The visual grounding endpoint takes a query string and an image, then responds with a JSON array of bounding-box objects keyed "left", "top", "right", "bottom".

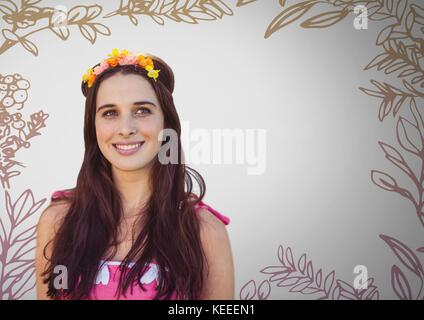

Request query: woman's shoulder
[
  {"left": 37, "top": 190, "right": 72, "bottom": 233},
  {"left": 193, "top": 199, "right": 231, "bottom": 232}
]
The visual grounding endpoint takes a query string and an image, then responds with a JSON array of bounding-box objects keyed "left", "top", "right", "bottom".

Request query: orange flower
[
  {"left": 106, "top": 57, "right": 118, "bottom": 67},
  {"left": 87, "top": 74, "right": 96, "bottom": 88},
  {"left": 137, "top": 55, "right": 147, "bottom": 67},
  {"left": 144, "top": 57, "right": 154, "bottom": 68}
]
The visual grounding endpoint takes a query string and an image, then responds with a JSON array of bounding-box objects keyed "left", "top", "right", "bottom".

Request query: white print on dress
[{"left": 95, "top": 261, "right": 163, "bottom": 286}]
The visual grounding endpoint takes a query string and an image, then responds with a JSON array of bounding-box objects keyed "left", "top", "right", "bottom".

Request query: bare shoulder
[
  {"left": 196, "top": 207, "right": 235, "bottom": 299},
  {"left": 197, "top": 208, "right": 228, "bottom": 240},
  {"left": 37, "top": 200, "right": 70, "bottom": 235},
  {"left": 35, "top": 200, "right": 71, "bottom": 299}
]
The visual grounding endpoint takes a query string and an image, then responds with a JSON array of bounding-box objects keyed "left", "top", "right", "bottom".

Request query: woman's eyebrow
[{"left": 97, "top": 101, "right": 157, "bottom": 113}]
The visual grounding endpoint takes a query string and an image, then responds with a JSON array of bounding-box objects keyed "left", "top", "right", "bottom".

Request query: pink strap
[
  {"left": 51, "top": 190, "right": 230, "bottom": 226},
  {"left": 51, "top": 190, "right": 72, "bottom": 200},
  {"left": 194, "top": 200, "right": 230, "bottom": 225}
]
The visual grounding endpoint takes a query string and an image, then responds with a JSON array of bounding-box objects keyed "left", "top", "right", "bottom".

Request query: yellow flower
[
  {"left": 82, "top": 68, "right": 94, "bottom": 82},
  {"left": 108, "top": 48, "right": 120, "bottom": 58},
  {"left": 147, "top": 67, "right": 160, "bottom": 81},
  {"left": 119, "top": 49, "right": 129, "bottom": 57}
]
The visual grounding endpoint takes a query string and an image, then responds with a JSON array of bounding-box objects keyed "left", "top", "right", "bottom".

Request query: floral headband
[{"left": 82, "top": 48, "right": 161, "bottom": 89}]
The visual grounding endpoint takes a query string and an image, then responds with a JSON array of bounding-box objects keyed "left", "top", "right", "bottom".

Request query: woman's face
[{"left": 95, "top": 73, "right": 165, "bottom": 172}]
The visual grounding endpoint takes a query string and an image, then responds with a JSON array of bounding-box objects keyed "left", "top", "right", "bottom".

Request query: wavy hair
[{"left": 41, "top": 55, "right": 208, "bottom": 300}]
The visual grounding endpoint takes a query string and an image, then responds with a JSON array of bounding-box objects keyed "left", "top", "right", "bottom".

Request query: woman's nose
[{"left": 118, "top": 115, "right": 137, "bottom": 137}]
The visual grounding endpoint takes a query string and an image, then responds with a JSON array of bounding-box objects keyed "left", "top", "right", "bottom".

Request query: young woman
[{"left": 35, "top": 49, "right": 234, "bottom": 300}]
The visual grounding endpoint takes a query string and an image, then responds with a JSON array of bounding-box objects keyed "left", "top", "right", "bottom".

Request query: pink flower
[
  {"left": 93, "top": 60, "right": 110, "bottom": 75},
  {"left": 118, "top": 55, "right": 137, "bottom": 65}
]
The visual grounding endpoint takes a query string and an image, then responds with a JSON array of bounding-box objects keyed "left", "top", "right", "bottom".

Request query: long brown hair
[{"left": 42, "top": 55, "right": 208, "bottom": 300}]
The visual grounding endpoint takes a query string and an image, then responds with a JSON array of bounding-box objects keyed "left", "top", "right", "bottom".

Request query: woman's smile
[{"left": 113, "top": 141, "right": 145, "bottom": 156}]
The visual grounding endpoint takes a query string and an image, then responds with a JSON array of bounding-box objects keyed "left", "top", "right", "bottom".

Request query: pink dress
[{"left": 50, "top": 190, "right": 230, "bottom": 300}]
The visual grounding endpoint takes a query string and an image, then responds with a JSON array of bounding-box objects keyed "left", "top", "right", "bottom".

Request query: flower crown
[{"left": 82, "top": 48, "right": 161, "bottom": 89}]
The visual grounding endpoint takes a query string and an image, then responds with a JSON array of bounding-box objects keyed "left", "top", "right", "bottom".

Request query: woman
[{"left": 35, "top": 48, "right": 234, "bottom": 300}]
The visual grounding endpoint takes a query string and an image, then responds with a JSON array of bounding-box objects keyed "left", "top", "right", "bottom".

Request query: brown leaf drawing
[
  {"left": 265, "top": 0, "right": 317, "bottom": 38},
  {"left": 103, "top": 0, "right": 233, "bottom": 26},
  {"left": 300, "top": 8, "right": 349, "bottom": 28}
]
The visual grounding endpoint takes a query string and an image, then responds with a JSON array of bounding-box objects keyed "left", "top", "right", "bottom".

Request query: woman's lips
[{"left": 113, "top": 142, "right": 144, "bottom": 156}]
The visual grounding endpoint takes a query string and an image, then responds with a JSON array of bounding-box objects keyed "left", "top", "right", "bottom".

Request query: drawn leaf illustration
[
  {"left": 0, "top": 189, "right": 47, "bottom": 299},
  {"left": 260, "top": 265, "right": 285, "bottom": 274},
  {"left": 265, "top": 0, "right": 316, "bottom": 38},
  {"left": 236, "top": 0, "right": 258, "bottom": 7},
  {"left": 285, "top": 246, "right": 295, "bottom": 269},
  {"left": 0, "top": 0, "right": 17, "bottom": 16},
  {"left": 68, "top": 5, "right": 101, "bottom": 23},
  {"left": 277, "top": 276, "right": 303, "bottom": 287},
  {"left": 78, "top": 25, "right": 96, "bottom": 43},
  {"left": 376, "top": 24, "right": 394, "bottom": 45},
  {"left": 49, "top": 26, "right": 70, "bottom": 40},
  {"left": 371, "top": 170, "right": 398, "bottom": 192},
  {"left": 19, "top": 38, "right": 38, "bottom": 56},
  {"left": 315, "top": 269, "right": 322, "bottom": 287},
  {"left": 378, "top": 142, "right": 413, "bottom": 178},
  {"left": 397, "top": 116, "right": 422, "bottom": 155},
  {"left": 297, "top": 253, "right": 306, "bottom": 273},
  {"left": 257, "top": 280, "right": 271, "bottom": 299},
  {"left": 380, "top": 234, "right": 424, "bottom": 278},
  {"left": 239, "top": 280, "right": 256, "bottom": 300},
  {"left": 335, "top": 280, "right": 359, "bottom": 300},
  {"left": 278, "top": 245, "right": 285, "bottom": 265},
  {"left": 391, "top": 265, "right": 412, "bottom": 299},
  {"left": 289, "top": 279, "right": 311, "bottom": 293},
  {"left": 300, "top": 9, "right": 349, "bottom": 28}
]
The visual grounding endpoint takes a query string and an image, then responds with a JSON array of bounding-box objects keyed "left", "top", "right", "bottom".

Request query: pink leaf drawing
[
  {"left": 380, "top": 234, "right": 424, "bottom": 278},
  {"left": 239, "top": 280, "right": 256, "bottom": 300},
  {"left": 391, "top": 265, "right": 412, "bottom": 300},
  {"left": 0, "top": 189, "right": 46, "bottom": 299},
  {"left": 241, "top": 245, "right": 380, "bottom": 300}
]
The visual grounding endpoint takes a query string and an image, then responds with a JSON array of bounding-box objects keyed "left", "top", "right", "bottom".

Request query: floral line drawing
[
  {"left": 0, "top": 0, "right": 111, "bottom": 56},
  {"left": 372, "top": 97, "right": 424, "bottom": 300},
  {"left": 371, "top": 99, "right": 424, "bottom": 228},
  {"left": 238, "top": 0, "right": 423, "bottom": 299},
  {"left": 103, "top": 0, "right": 235, "bottom": 26},
  {"left": 0, "top": 0, "right": 242, "bottom": 56},
  {"left": 0, "top": 73, "right": 48, "bottom": 190},
  {"left": 239, "top": 245, "right": 380, "bottom": 300},
  {"left": 380, "top": 234, "right": 424, "bottom": 299},
  {"left": 0, "top": 189, "right": 47, "bottom": 299},
  {"left": 0, "top": 70, "right": 48, "bottom": 299}
]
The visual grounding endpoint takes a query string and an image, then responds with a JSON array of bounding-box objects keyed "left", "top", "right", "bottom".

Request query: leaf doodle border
[{"left": 0, "top": 0, "right": 423, "bottom": 299}]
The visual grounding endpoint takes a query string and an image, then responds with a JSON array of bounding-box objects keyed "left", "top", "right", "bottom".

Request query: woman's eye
[
  {"left": 102, "top": 107, "right": 151, "bottom": 117},
  {"left": 136, "top": 107, "right": 151, "bottom": 115},
  {"left": 102, "top": 110, "right": 116, "bottom": 117}
]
